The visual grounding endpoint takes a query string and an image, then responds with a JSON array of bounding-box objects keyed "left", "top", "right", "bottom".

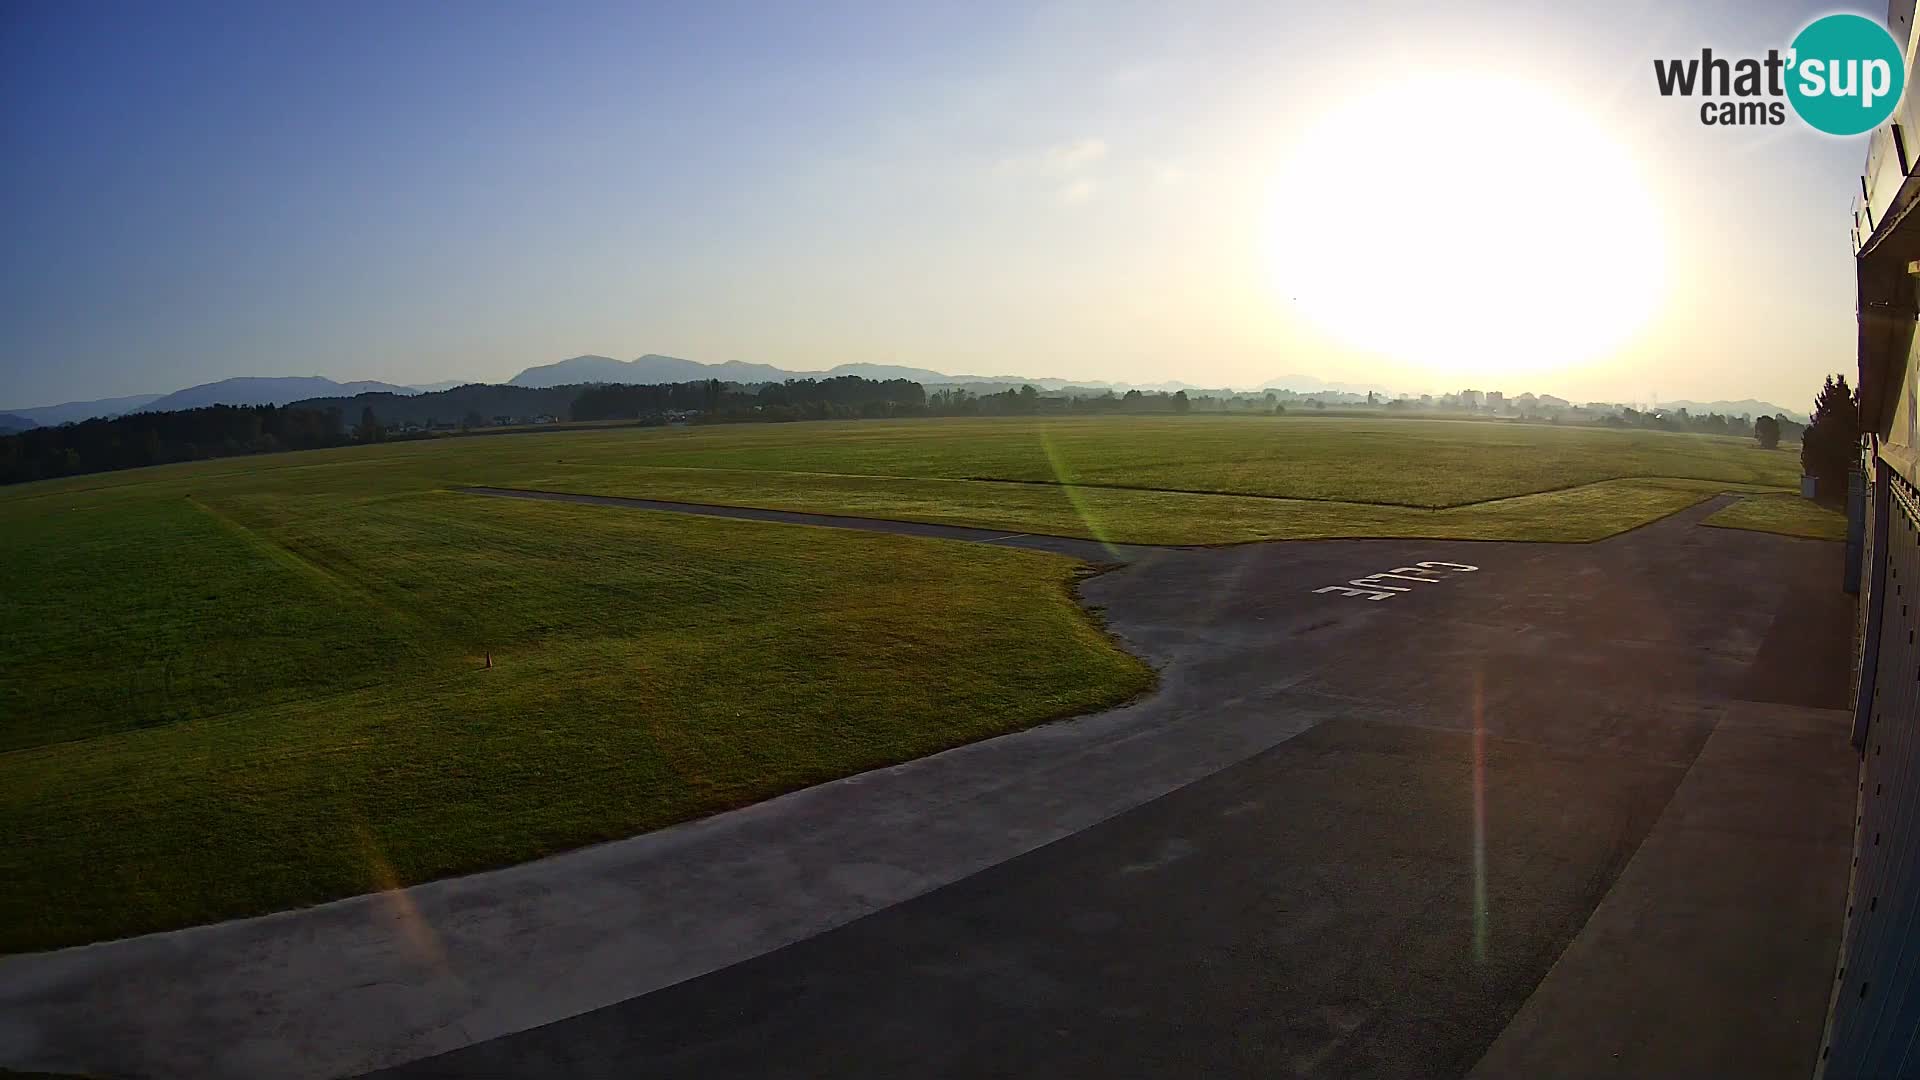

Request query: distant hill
[
  {"left": 140, "top": 376, "right": 416, "bottom": 412},
  {"left": 13, "top": 357, "right": 1812, "bottom": 429},
  {"left": 0, "top": 412, "right": 37, "bottom": 433},
  {"left": 1261, "top": 373, "right": 1393, "bottom": 396},
  {"left": 825, "top": 362, "right": 1050, "bottom": 384},
  {"left": 508, "top": 353, "right": 1048, "bottom": 390},
  {"left": 507, "top": 355, "right": 640, "bottom": 386},
  {"left": 3, "top": 380, "right": 414, "bottom": 427},
  {"left": 288, "top": 383, "right": 589, "bottom": 427},
  {"left": 0, "top": 393, "right": 163, "bottom": 427},
  {"left": 509, "top": 354, "right": 1446, "bottom": 398},
  {"left": 1661, "top": 399, "right": 1806, "bottom": 424},
  {"left": 825, "top": 362, "right": 958, "bottom": 382},
  {"left": 509, "top": 354, "right": 800, "bottom": 388}
]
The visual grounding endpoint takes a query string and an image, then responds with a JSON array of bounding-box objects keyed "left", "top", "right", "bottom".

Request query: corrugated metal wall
[{"left": 1821, "top": 466, "right": 1920, "bottom": 1078}]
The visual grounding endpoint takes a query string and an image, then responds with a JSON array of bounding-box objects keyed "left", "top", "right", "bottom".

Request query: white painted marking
[
  {"left": 1315, "top": 585, "right": 1396, "bottom": 601},
  {"left": 1316, "top": 559, "right": 1479, "bottom": 601}
]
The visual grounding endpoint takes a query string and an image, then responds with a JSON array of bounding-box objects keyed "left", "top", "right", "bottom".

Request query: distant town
[{"left": 899, "top": 383, "right": 1803, "bottom": 441}]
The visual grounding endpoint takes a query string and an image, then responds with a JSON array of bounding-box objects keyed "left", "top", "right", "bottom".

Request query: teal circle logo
[{"left": 1787, "top": 14, "right": 1906, "bottom": 135}]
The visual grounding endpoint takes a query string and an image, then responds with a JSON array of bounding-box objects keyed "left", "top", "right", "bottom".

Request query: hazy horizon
[
  {"left": 0, "top": 350, "right": 1824, "bottom": 415},
  {"left": 0, "top": 0, "right": 1875, "bottom": 411}
]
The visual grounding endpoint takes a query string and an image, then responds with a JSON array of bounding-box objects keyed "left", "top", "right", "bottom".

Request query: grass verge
[
  {"left": 528, "top": 471, "right": 1780, "bottom": 545},
  {"left": 1, "top": 494, "right": 1149, "bottom": 952},
  {"left": 1701, "top": 493, "right": 1847, "bottom": 541}
]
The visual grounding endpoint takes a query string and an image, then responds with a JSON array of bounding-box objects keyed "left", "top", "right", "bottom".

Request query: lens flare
[
  {"left": 354, "top": 822, "right": 450, "bottom": 971},
  {"left": 1040, "top": 431, "right": 1123, "bottom": 560},
  {"left": 1472, "top": 666, "right": 1489, "bottom": 964}
]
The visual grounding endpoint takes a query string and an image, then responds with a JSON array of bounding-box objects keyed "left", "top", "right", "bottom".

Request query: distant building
[
  {"left": 1460, "top": 389, "right": 1484, "bottom": 410},
  {"left": 1486, "top": 391, "right": 1505, "bottom": 412}
]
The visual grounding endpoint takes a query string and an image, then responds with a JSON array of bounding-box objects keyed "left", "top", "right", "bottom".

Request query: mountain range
[
  {"left": 2, "top": 393, "right": 166, "bottom": 428},
  {"left": 507, "top": 355, "right": 1319, "bottom": 397},
  {"left": 3, "top": 358, "right": 1810, "bottom": 428},
  {"left": 506, "top": 354, "right": 1032, "bottom": 389},
  {"left": 1, "top": 377, "right": 423, "bottom": 428},
  {"left": 142, "top": 376, "right": 417, "bottom": 413},
  {"left": 1662, "top": 399, "right": 1808, "bottom": 424}
]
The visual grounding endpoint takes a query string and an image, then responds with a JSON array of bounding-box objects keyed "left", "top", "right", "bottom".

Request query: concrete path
[
  {"left": 0, "top": 494, "right": 1858, "bottom": 1079},
  {"left": 1470, "top": 700, "right": 1855, "bottom": 1078}
]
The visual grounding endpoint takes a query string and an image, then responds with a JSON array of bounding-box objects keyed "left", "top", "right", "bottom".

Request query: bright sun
[{"left": 1269, "top": 73, "right": 1666, "bottom": 383}]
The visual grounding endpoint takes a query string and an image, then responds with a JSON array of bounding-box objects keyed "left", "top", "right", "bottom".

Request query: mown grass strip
[
  {"left": 1, "top": 496, "right": 1150, "bottom": 952},
  {"left": 1701, "top": 493, "right": 1847, "bottom": 541}
]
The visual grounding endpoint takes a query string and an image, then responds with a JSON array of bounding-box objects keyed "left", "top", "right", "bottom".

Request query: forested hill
[
  {"left": 0, "top": 377, "right": 931, "bottom": 485},
  {"left": 285, "top": 383, "right": 585, "bottom": 427},
  {"left": 0, "top": 404, "right": 348, "bottom": 485},
  {"left": 293, "top": 376, "right": 926, "bottom": 426}
]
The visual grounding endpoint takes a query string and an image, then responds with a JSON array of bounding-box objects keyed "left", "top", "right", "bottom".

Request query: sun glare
[{"left": 1269, "top": 73, "right": 1666, "bottom": 384}]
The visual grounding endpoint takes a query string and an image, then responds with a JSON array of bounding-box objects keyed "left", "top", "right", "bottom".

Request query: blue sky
[{"left": 0, "top": 0, "right": 1883, "bottom": 409}]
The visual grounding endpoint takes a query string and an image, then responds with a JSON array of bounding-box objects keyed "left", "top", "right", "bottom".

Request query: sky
[{"left": 0, "top": 0, "right": 1884, "bottom": 410}]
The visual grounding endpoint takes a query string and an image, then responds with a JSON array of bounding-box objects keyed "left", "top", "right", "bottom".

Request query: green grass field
[
  {"left": 0, "top": 415, "right": 1801, "bottom": 951},
  {"left": 1, "top": 482, "right": 1149, "bottom": 951},
  {"left": 1703, "top": 492, "right": 1848, "bottom": 541},
  {"left": 11, "top": 415, "right": 1800, "bottom": 545}
]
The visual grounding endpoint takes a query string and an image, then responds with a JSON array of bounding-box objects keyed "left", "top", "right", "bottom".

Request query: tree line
[
  {"left": 3, "top": 372, "right": 1870, "bottom": 489},
  {"left": 1597, "top": 406, "right": 1803, "bottom": 441},
  {"left": 572, "top": 380, "right": 1219, "bottom": 422},
  {"left": 0, "top": 376, "right": 936, "bottom": 484},
  {"left": 926, "top": 386, "right": 1201, "bottom": 415},
  {"left": 0, "top": 404, "right": 347, "bottom": 485},
  {"left": 572, "top": 376, "right": 926, "bottom": 422},
  {"left": 291, "top": 383, "right": 581, "bottom": 429}
]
